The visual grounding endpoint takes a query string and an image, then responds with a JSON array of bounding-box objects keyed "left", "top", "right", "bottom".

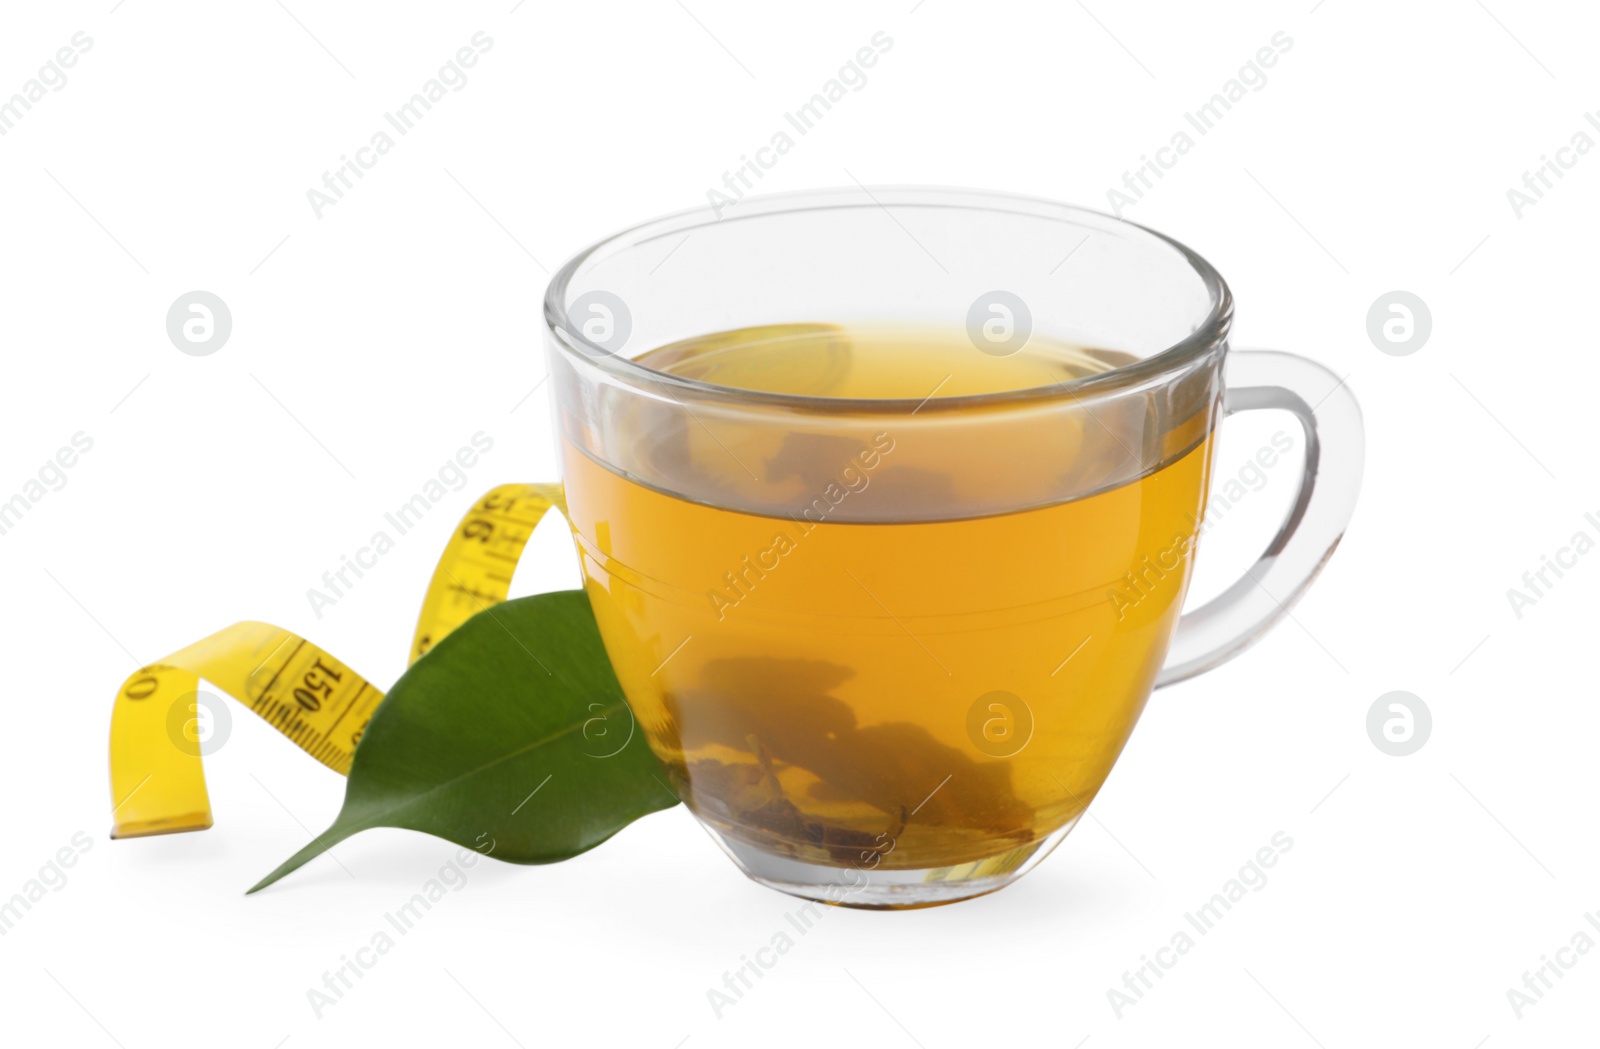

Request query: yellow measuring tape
[{"left": 108, "top": 483, "right": 565, "bottom": 839}]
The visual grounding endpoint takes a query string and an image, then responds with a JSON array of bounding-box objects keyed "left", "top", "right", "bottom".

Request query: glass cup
[{"left": 541, "top": 187, "right": 1363, "bottom": 908}]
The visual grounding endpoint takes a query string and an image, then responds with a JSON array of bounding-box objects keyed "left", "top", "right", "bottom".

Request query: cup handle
[{"left": 1157, "top": 349, "right": 1365, "bottom": 687}]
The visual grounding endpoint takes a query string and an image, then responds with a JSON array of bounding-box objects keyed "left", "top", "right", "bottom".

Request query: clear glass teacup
[{"left": 541, "top": 187, "right": 1363, "bottom": 908}]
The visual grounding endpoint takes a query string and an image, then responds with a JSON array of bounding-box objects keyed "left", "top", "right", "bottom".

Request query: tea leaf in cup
[{"left": 247, "top": 590, "right": 678, "bottom": 893}]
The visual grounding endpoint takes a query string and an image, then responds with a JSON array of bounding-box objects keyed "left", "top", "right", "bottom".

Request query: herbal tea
[{"left": 562, "top": 324, "right": 1213, "bottom": 871}]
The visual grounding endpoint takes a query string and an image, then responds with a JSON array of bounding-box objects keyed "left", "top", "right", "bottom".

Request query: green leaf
[{"left": 247, "top": 591, "right": 679, "bottom": 893}]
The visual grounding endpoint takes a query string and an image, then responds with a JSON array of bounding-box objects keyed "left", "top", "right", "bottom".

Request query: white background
[{"left": 1, "top": 1, "right": 1595, "bottom": 1046}]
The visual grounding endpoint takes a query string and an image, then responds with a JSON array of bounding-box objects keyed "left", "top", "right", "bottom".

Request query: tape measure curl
[{"left": 108, "top": 483, "right": 565, "bottom": 839}]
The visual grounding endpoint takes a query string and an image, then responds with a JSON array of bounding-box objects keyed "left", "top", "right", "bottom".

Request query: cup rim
[{"left": 542, "top": 185, "right": 1234, "bottom": 413}]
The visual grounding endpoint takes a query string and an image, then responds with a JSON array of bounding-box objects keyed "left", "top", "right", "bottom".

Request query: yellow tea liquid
[{"left": 562, "top": 325, "right": 1212, "bottom": 870}]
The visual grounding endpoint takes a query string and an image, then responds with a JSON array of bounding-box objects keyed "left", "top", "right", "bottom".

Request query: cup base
[{"left": 705, "top": 817, "right": 1080, "bottom": 909}]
